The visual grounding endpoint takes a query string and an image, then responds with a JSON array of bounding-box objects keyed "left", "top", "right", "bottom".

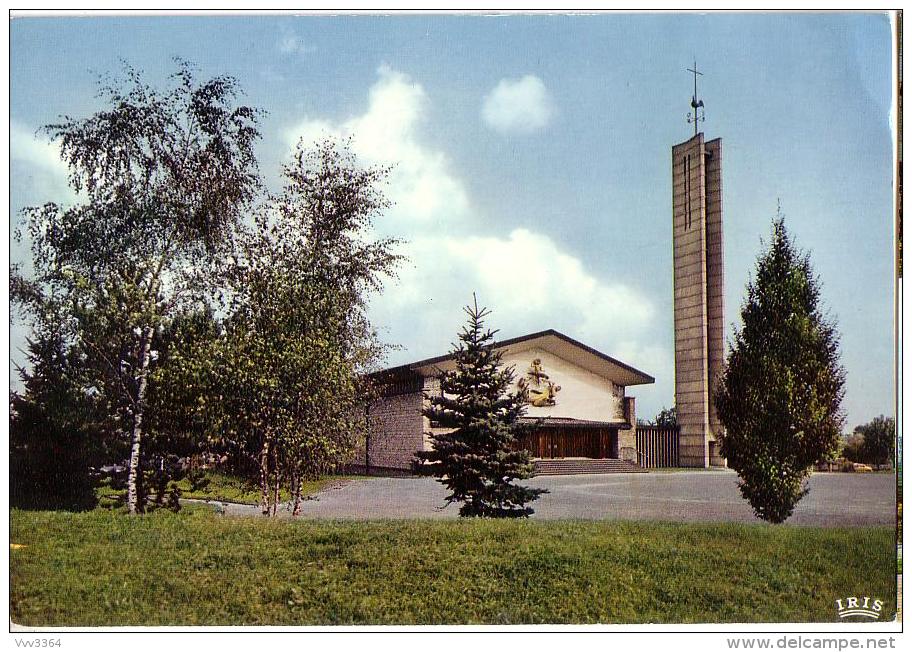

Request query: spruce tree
[
  {"left": 715, "top": 216, "right": 845, "bottom": 523},
  {"left": 10, "top": 328, "right": 106, "bottom": 511},
  {"left": 415, "top": 297, "right": 546, "bottom": 517}
]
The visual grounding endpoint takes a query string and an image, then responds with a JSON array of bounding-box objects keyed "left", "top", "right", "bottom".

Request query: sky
[{"left": 8, "top": 12, "right": 896, "bottom": 429}]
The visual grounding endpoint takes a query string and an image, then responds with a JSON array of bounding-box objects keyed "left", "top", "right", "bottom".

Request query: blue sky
[{"left": 9, "top": 13, "right": 895, "bottom": 428}]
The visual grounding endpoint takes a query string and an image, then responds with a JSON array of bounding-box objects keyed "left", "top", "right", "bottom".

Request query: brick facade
[{"left": 361, "top": 387, "right": 424, "bottom": 472}]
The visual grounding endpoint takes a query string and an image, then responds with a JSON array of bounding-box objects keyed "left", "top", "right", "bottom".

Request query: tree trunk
[
  {"left": 291, "top": 471, "right": 302, "bottom": 516},
  {"left": 126, "top": 325, "right": 154, "bottom": 515},
  {"left": 271, "top": 468, "right": 280, "bottom": 517},
  {"left": 259, "top": 439, "right": 271, "bottom": 516}
]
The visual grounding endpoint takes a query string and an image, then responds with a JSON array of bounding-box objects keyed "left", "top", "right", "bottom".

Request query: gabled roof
[{"left": 372, "top": 329, "right": 654, "bottom": 387}]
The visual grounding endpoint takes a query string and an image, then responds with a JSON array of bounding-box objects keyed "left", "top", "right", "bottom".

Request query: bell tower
[{"left": 671, "top": 62, "right": 725, "bottom": 467}]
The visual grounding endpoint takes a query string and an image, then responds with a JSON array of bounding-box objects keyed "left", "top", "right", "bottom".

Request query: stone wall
[
  {"left": 618, "top": 396, "right": 637, "bottom": 463},
  {"left": 364, "top": 390, "right": 424, "bottom": 471}
]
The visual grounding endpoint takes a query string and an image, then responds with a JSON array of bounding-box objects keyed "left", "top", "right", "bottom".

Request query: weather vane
[{"left": 686, "top": 60, "right": 705, "bottom": 136}]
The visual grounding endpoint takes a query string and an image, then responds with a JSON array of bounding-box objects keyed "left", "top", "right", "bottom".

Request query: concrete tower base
[{"left": 671, "top": 133, "right": 725, "bottom": 468}]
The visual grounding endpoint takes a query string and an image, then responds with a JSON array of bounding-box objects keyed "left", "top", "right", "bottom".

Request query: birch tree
[
  {"left": 13, "top": 61, "right": 261, "bottom": 513},
  {"left": 220, "top": 138, "right": 401, "bottom": 515}
]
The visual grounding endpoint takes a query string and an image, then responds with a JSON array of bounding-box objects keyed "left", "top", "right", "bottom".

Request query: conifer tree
[
  {"left": 415, "top": 297, "right": 546, "bottom": 517},
  {"left": 10, "top": 326, "right": 106, "bottom": 511},
  {"left": 715, "top": 216, "right": 845, "bottom": 523}
]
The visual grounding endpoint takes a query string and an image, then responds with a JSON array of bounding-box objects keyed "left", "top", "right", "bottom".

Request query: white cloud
[
  {"left": 10, "top": 120, "right": 74, "bottom": 203},
  {"left": 384, "top": 228, "right": 654, "bottom": 339},
  {"left": 481, "top": 75, "right": 553, "bottom": 134},
  {"left": 284, "top": 65, "right": 657, "bottom": 379},
  {"left": 278, "top": 28, "right": 316, "bottom": 56},
  {"left": 286, "top": 65, "right": 470, "bottom": 227},
  {"left": 11, "top": 121, "right": 70, "bottom": 180}
]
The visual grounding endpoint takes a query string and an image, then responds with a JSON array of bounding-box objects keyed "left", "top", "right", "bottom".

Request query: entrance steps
[{"left": 533, "top": 458, "right": 647, "bottom": 475}]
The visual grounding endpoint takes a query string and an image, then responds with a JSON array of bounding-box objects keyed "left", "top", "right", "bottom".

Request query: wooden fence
[{"left": 635, "top": 425, "right": 680, "bottom": 468}]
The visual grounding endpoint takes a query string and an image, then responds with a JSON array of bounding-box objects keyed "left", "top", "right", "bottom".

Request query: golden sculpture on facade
[{"left": 517, "top": 358, "right": 561, "bottom": 407}]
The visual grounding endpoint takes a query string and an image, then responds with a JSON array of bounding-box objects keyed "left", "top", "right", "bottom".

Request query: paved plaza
[{"left": 213, "top": 470, "right": 896, "bottom": 526}]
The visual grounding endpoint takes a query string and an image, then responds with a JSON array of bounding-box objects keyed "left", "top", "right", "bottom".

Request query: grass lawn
[
  {"left": 97, "top": 471, "right": 346, "bottom": 507},
  {"left": 10, "top": 509, "right": 897, "bottom": 626}
]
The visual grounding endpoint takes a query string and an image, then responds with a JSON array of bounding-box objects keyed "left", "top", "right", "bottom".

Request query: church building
[{"left": 361, "top": 329, "right": 655, "bottom": 474}]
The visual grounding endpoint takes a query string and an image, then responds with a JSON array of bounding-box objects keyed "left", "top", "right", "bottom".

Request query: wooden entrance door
[{"left": 516, "top": 428, "right": 619, "bottom": 459}]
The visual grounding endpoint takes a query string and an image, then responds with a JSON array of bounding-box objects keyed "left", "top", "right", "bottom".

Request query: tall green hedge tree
[
  {"left": 715, "top": 216, "right": 846, "bottom": 523},
  {"left": 415, "top": 298, "right": 546, "bottom": 518}
]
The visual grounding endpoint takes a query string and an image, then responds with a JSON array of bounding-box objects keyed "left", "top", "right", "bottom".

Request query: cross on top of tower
[{"left": 686, "top": 60, "right": 705, "bottom": 136}]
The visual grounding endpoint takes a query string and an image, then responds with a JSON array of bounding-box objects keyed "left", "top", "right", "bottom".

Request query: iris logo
[{"left": 835, "top": 596, "right": 884, "bottom": 619}]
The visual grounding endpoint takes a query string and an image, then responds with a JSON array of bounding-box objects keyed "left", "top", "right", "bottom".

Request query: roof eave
[{"left": 378, "top": 328, "right": 655, "bottom": 386}]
